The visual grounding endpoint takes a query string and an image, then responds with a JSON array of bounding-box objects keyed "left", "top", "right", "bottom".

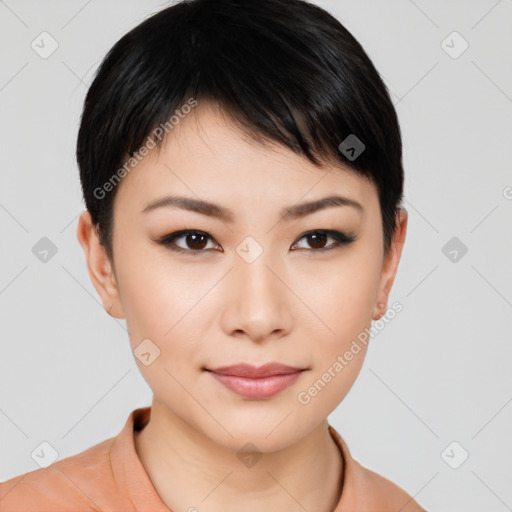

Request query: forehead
[{"left": 112, "top": 103, "right": 379, "bottom": 218}]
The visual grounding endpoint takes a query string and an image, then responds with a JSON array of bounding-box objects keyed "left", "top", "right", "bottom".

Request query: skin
[{"left": 77, "top": 101, "right": 407, "bottom": 512}]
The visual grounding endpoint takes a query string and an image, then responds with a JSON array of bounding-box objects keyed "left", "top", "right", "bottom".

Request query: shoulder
[
  {"left": 0, "top": 436, "right": 123, "bottom": 512},
  {"left": 351, "top": 458, "right": 425, "bottom": 511},
  {"left": 328, "top": 425, "right": 426, "bottom": 511}
]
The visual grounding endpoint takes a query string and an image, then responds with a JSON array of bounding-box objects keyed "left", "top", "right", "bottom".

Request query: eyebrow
[{"left": 141, "top": 194, "right": 363, "bottom": 222}]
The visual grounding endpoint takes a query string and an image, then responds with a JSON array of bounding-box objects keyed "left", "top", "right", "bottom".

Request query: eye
[
  {"left": 156, "top": 229, "right": 356, "bottom": 255},
  {"left": 291, "top": 230, "right": 357, "bottom": 251},
  {"left": 157, "top": 230, "right": 220, "bottom": 255}
]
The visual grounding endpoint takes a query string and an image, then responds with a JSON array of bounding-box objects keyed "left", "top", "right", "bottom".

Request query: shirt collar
[{"left": 110, "top": 406, "right": 364, "bottom": 511}]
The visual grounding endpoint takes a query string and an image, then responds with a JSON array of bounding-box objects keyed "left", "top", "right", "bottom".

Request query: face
[{"left": 78, "top": 102, "right": 407, "bottom": 452}]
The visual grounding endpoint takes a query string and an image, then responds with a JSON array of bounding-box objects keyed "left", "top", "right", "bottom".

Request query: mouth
[{"left": 204, "top": 362, "right": 307, "bottom": 399}]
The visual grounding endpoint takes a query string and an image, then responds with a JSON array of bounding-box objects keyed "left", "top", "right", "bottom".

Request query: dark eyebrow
[
  {"left": 141, "top": 194, "right": 363, "bottom": 222},
  {"left": 281, "top": 194, "right": 364, "bottom": 220}
]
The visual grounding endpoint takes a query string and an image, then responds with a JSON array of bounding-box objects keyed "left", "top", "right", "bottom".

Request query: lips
[
  {"left": 205, "top": 363, "right": 307, "bottom": 399},
  {"left": 207, "top": 362, "right": 305, "bottom": 378}
]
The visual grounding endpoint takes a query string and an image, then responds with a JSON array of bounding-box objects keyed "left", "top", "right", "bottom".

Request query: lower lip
[{"left": 209, "top": 371, "right": 304, "bottom": 399}]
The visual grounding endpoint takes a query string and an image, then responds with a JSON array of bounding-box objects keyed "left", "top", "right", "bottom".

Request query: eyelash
[{"left": 156, "top": 229, "right": 357, "bottom": 255}]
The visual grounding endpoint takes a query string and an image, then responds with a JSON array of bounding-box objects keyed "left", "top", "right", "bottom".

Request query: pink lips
[{"left": 206, "top": 363, "right": 306, "bottom": 399}]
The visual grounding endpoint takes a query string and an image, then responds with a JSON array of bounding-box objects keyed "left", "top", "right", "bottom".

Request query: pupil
[
  {"left": 189, "top": 233, "right": 207, "bottom": 249},
  {"left": 309, "top": 233, "right": 326, "bottom": 249}
]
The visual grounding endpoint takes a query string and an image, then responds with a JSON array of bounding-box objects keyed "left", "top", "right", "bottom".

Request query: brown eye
[
  {"left": 292, "top": 230, "right": 356, "bottom": 251},
  {"left": 158, "top": 228, "right": 356, "bottom": 256},
  {"left": 305, "top": 232, "right": 328, "bottom": 249},
  {"left": 182, "top": 232, "right": 209, "bottom": 250},
  {"left": 159, "top": 230, "right": 219, "bottom": 254}
]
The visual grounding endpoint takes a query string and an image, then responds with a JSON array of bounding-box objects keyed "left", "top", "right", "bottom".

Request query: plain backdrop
[{"left": 1, "top": 1, "right": 511, "bottom": 510}]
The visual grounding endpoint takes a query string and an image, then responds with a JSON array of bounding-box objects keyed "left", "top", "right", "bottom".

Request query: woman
[{"left": 0, "top": 0, "right": 424, "bottom": 510}]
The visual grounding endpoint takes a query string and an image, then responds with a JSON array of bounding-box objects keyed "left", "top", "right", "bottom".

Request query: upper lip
[{"left": 207, "top": 363, "right": 306, "bottom": 378}]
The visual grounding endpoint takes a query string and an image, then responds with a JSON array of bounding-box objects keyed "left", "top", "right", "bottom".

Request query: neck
[{"left": 134, "top": 398, "right": 344, "bottom": 512}]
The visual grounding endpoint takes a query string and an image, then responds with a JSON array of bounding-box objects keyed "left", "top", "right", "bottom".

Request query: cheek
[
  {"left": 115, "top": 247, "right": 211, "bottom": 376},
  {"left": 117, "top": 266, "right": 176, "bottom": 342},
  {"left": 116, "top": 260, "right": 202, "bottom": 404},
  {"left": 294, "top": 249, "right": 382, "bottom": 347},
  {"left": 291, "top": 250, "right": 380, "bottom": 411},
  {"left": 114, "top": 235, "right": 197, "bottom": 335}
]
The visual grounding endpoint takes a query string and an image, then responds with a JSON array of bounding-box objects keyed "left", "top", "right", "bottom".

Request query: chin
[{"left": 199, "top": 407, "right": 310, "bottom": 451}]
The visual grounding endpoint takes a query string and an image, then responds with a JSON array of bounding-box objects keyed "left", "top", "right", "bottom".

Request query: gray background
[{"left": 1, "top": 0, "right": 511, "bottom": 510}]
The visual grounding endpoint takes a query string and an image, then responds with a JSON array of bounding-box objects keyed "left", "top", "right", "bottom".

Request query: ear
[
  {"left": 372, "top": 208, "right": 408, "bottom": 321},
  {"left": 76, "top": 210, "right": 125, "bottom": 319}
]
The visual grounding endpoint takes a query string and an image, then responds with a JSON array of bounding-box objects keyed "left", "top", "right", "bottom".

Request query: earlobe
[
  {"left": 372, "top": 208, "right": 408, "bottom": 321},
  {"left": 76, "top": 210, "right": 125, "bottom": 319},
  {"left": 372, "top": 302, "right": 386, "bottom": 321}
]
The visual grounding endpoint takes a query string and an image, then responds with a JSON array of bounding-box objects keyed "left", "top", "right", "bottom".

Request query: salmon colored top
[{"left": 0, "top": 406, "right": 424, "bottom": 511}]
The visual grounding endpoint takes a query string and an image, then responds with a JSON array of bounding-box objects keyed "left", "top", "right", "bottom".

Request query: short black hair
[{"left": 77, "top": 0, "right": 404, "bottom": 263}]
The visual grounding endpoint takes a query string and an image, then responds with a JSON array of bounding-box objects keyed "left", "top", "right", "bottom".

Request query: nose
[{"left": 220, "top": 251, "right": 293, "bottom": 344}]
